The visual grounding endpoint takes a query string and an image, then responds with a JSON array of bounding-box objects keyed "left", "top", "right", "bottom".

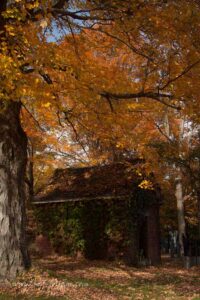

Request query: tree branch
[
  {"left": 86, "top": 27, "right": 152, "bottom": 61},
  {"left": 51, "top": 8, "right": 114, "bottom": 21},
  {"left": 160, "top": 59, "right": 200, "bottom": 90},
  {"left": 154, "top": 121, "right": 174, "bottom": 143},
  {"left": 21, "top": 103, "right": 44, "bottom": 132},
  {"left": 64, "top": 113, "right": 88, "bottom": 155},
  {"left": 100, "top": 91, "right": 181, "bottom": 110}
]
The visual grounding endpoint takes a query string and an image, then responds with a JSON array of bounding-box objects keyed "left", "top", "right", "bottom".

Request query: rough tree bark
[
  {"left": 0, "top": 101, "right": 30, "bottom": 279},
  {"left": 0, "top": 0, "right": 30, "bottom": 280}
]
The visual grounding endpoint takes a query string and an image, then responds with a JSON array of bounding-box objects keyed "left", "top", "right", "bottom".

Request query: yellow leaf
[{"left": 42, "top": 102, "right": 51, "bottom": 108}]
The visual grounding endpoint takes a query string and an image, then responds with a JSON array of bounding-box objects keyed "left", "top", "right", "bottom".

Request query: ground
[{"left": 0, "top": 256, "right": 199, "bottom": 300}]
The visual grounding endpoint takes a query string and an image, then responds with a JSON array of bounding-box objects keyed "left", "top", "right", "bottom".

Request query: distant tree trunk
[
  {"left": 164, "top": 114, "right": 187, "bottom": 257},
  {"left": 0, "top": 101, "right": 30, "bottom": 279},
  {"left": 175, "top": 169, "right": 186, "bottom": 256}
]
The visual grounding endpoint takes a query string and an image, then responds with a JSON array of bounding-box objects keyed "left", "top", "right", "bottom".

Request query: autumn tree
[
  {"left": 1, "top": 0, "right": 200, "bottom": 279},
  {"left": 0, "top": 0, "right": 116, "bottom": 279},
  {"left": 0, "top": 1, "right": 30, "bottom": 278}
]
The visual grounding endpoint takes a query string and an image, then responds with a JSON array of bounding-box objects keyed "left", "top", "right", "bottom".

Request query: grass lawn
[{"left": 0, "top": 255, "right": 199, "bottom": 300}]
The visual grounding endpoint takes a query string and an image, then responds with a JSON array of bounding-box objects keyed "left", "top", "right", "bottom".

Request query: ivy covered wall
[{"left": 34, "top": 189, "right": 159, "bottom": 265}]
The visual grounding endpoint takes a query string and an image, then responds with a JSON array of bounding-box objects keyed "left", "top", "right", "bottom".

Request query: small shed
[{"left": 33, "top": 161, "right": 161, "bottom": 265}]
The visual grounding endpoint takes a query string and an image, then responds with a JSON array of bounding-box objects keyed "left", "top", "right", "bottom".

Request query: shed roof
[{"left": 34, "top": 161, "right": 144, "bottom": 204}]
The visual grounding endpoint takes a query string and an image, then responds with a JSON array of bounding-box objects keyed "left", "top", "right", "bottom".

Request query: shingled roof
[{"left": 34, "top": 161, "right": 144, "bottom": 204}]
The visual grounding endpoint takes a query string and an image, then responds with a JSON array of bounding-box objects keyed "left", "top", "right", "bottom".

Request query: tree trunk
[
  {"left": 0, "top": 101, "right": 30, "bottom": 279},
  {"left": 175, "top": 169, "right": 186, "bottom": 256}
]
